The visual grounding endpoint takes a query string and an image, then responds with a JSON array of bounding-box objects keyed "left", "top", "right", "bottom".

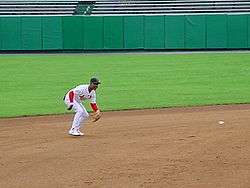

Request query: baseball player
[{"left": 63, "top": 77, "right": 101, "bottom": 136}]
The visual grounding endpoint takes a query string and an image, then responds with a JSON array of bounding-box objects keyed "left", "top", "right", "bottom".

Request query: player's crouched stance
[{"left": 63, "top": 77, "right": 101, "bottom": 136}]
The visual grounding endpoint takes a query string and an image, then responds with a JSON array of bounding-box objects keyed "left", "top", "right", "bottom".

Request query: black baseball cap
[{"left": 90, "top": 77, "right": 101, "bottom": 85}]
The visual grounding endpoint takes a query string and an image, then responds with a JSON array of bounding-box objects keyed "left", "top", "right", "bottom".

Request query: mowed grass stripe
[{"left": 0, "top": 53, "right": 249, "bottom": 117}]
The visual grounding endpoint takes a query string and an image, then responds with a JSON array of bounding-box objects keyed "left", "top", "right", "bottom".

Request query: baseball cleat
[
  {"left": 68, "top": 129, "right": 80, "bottom": 136},
  {"left": 77, "top": 130, "right": 84, "bottom": 136},
  {"left": 68, "top": 129, "right": 73, "bottom": 135}
]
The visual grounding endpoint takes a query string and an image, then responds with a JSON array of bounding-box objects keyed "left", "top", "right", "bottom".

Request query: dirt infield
[{"left": 0, "top": 105, "right": 249, "bottom": 188}]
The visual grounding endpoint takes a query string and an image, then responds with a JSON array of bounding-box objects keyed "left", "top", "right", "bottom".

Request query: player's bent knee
[
  {"left": 78, "top": 110, "right": 89, "bottom": 119},
  {"left": 83, "top": 113, "right": 89, "bottom": 119}
]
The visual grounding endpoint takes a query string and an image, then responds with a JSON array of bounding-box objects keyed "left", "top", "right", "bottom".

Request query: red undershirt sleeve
[
  {"left": 69, "top": 91, "right": 74, "bottom": 103},
  {"left": 90, "top": 103, "right": 99, "bottom": 112}
]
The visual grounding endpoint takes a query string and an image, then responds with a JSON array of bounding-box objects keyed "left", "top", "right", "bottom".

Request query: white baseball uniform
[{"left": 64, "top": 84, "right": 98, "bottom": 134}]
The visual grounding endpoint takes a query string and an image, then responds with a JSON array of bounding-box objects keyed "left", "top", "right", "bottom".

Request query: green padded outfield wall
[
  {"left": 228, "top": 15, "right": 248, "bottom": 48},
  {"left": 185, "top": 15, "right": 206, "bottom": 49},
  {"left": 42, "top": 16, "right": 63, "bottom": 50},
  {"left": 165, "top": 15, "right": 185, "bottom": 49},
  {"left": 123, "top": 16, "right": 144, "bottom": 49},
  {"left": 248, "top": 16, "right": 250, "bottom": 47},
  {"left": 144, "top": 16, "right": 165, "bottom": 49},
  {"left": 62, "top": 16, "right": 84, "bottom": 49},
  {"left": 103, "top": 16, "right": 123, "bottom": 49},
  {"left": 0, "top": 17, "right": 21, "bottom": 50},
  {"left": 84, "top": 16, "right": 103, "bottom": 49},
  {"left": 0, "top": 14, "right": 250, "bottom": 50},
  {"left": 21, "top": 17, "right": 42, "bottom": 50},
  {"left": 206, "top": 15, "right": 227, "bottom": 48}
]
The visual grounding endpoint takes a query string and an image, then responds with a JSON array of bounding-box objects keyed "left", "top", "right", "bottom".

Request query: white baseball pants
[{"left": 64, "top": 94, "right": 89, "bottom": 131}]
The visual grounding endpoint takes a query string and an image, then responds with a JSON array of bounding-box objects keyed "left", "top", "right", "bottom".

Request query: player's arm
[
  {"left": 90, "top": 103, "right": 99, "bottom": 112},
  {"left": 90, "top": 93, "right": 101, "bottom": 122},
  {"left": 90, "top": 92, "right": 99, "bottom": 112},
  {"left": 67, "top": 91, "right": 74, "bottom": 110},
  {"left": 67, "top": 86, "right": 82, "bottom": 110},
  {"left": 90, "top": 103, "right": 101, "bottom": 122}
]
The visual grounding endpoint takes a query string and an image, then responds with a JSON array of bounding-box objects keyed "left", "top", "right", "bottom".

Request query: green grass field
[{"left": 0, "top": 52, "right": 249, "bottom": 118}]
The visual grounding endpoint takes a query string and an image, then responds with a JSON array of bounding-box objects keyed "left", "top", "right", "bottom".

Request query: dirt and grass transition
[{"left": 0, "top": 52, "right": 249, "bottom": 187}]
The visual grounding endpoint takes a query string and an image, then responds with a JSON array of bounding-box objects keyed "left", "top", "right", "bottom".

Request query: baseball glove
[{"left": 92, "top": 110, "right": 101, "bottom": 122}]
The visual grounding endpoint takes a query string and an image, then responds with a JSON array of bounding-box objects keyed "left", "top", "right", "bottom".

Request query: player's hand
[
  {"left": 92, "top": 110, "right": 101, "bottom": 122},
  {"left": 67, "top": 105, "right": 73, "bottom": 111}
]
